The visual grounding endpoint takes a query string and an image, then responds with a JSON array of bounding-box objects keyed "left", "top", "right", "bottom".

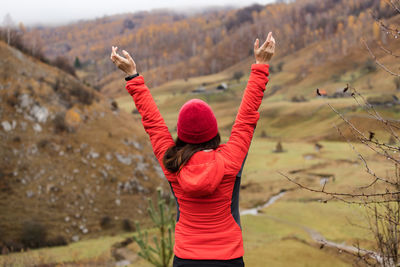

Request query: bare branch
[{"left": 362, "top": 39, "right": 400, "bottom": 77}]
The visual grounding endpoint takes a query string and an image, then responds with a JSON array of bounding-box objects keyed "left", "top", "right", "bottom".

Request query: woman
[{"left": 110, "top": 32, "right": 275, "bottom": 266}]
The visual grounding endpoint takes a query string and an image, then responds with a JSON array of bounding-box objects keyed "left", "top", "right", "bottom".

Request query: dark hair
[{"left": 163, "top": 133, "right": 221, "bottom": 173}]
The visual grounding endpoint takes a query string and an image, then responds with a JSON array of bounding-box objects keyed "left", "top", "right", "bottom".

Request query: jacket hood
[{"left": 177, "top": 150, "right": 225, "bottom": 197}]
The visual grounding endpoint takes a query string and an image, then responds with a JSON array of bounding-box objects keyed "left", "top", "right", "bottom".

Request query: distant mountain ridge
[{"left": 24, "top": 0, "right": 397, "bottom": 96}]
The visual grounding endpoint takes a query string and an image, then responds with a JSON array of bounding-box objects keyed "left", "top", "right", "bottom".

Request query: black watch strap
[{"left": 125, "top": 73, "right": 140, "bottom": 81}]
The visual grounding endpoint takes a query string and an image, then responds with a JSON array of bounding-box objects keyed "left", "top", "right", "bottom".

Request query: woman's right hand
[{"left": 254, "top": 32, "right": 275, "bottom": 64}]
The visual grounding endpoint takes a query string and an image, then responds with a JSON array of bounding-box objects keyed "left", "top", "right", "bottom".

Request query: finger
[
  {"left": 261, "top": 32, "right": 272, "bottom": 49},
  {"left": 266, "top": 32, "right": 272, "bottom": 42},
  {"left": 115, "top": 53, "right": 127, "bottom": 63},
  {"left": 122, "top": 50, "right": 134, "bottom": 62},
  {"left": 260, "top": 39, "right": 270, "bottom": 49},
  {"left": 111, "top": 46, "right": 118, "bottom": 58},
  {"left": 271, "top": 36, "right": 275, "bottom": 44},
  {"left": 111, "top": 47, "right": 115, "bottom": 59},
  {"left": 111, "top": 55, "right": 119, "bottom": 63},
  {"left": 254, "top": 38, "right": 259, "bottom": 50}
]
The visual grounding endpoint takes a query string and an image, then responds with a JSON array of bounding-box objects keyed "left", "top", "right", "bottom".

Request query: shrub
[
  {"left": 122, "top": 219, "right": 134, "bottom": 232},
  {"left": 260, "top": 130, "right": 268, "bottom": 138},
  {"left": 46, "top": 235, "right": 68, "bottom": 247},
  {"left": 70, "top": 83, "right": 94, "bottom": 105},
  {"left": 233, "top": 71, "right": 244, "bottom": 82},
  {"left": 269, "top": 65, "right": 275, "bottom": 73},
  {"left": 53, "top": 112, "right": 68, "bottom": 133},
  {"left": 395, "top": 77, "right": 400, "bottom": 91},
  {"left": 52, "top": 78, "right": 61, "bottom": 92},
  {"left": 100, "top": 216, "right": 112, "bottom": 229},
  {"left": 331, "top": 74, "right": 341, "bottom": 82},
  {"left": 367, "top": 95, "right": 396, "bottom": 106},
  {"left": 52, "top": 56, "right": 76, "bottom": 76},
  {"left": 277, "top": 62, "right": 284, "bottom": 72},
  {"left": 37, "top": 139, "right": 49, "bottom": 149},
  {"left": 291, "top": 95, "right": 307, "bottom": 102},
  {"left": 111, "top": 100, "right": 119, "bottom": 111},
  {"left": 20, "top": 220, "right": 47, "bottom": 248},
  {"left": 3, "top": 240, "right": 24, "bottom": 253},
  {"left": 363, "top": 59, "right": 377, "bottom": 73},
  {"left": 6, "top": 90, "right": 20, "bottom": 107}
]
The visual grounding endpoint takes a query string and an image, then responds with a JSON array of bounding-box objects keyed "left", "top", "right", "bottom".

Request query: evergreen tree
[
  {"left": 74, "top": 56, "right": 81, "bottom": 69},
  {"left": 134, "top": 187, "right": 176, "bottom": 267}
]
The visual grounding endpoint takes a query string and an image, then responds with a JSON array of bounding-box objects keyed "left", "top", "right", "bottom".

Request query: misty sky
[{"left": 2, "top": 0, "right": 275, "bottom": 26}]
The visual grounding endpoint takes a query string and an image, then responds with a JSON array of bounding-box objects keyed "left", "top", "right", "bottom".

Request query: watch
[{"left": 125, "top": 73, "right": 140, "bottom": 81}]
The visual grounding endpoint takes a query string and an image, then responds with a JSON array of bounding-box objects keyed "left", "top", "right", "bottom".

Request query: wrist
[{"left": 126, "top": 70, "right": 137, "bottom": 76}]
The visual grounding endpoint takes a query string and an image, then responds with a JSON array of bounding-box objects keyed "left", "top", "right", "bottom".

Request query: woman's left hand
[{"left": 110, "top": 46, "right": 137, "bottom": 75}]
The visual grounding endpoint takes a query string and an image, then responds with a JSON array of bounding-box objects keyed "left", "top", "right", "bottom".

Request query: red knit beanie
[{"left": 177, "top": 99, "right": 218, "bottom": 144}]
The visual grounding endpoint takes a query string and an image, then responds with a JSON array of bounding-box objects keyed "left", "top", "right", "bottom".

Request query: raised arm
[
  {"left": 110, "top": 46, "right": 174, "bottom": 170},
  {"left": 219, "top": 33, "right": 275, "bottom": 175}
]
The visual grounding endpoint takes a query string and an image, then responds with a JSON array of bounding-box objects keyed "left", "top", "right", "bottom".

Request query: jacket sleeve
[
  {"left": 125, "top": 76, "right": 175, "bottom": 175},
  {"left": 218, "top": 64, "right": 269, "bottom": 176}
]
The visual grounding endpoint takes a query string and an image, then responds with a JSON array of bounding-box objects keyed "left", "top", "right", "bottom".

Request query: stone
[
  {"left": 100, "top": 170, "right": 108, "bottom": 179},
  {"left": 20, "top": 121, "right": 27, "bottom": 131},
  {"left": 136, "top": 162, "right": 149, "bottom": 172},
  {"left": 28, "top": 144, "right": 38, "bottom": 155},
  {"left": 72, "top": 235, "right": 80, "bottom": 242},
  {"left": 87, "top": 151, "right": 99, "bottom": 159},
  {"left": 30, "top": 105, "right": 49, "bottom": 123},
  {"left": 19, "top": 94, "right": 32, "bottom": 109},
  {"left": 33, "top": 123, "right": 42, "bottom": 132},
  {"left": 115, "top": 153, "right": 131, "bottom": 165},
  {"left": 26, "top": 190, "right": 34, "bottom": 198},
  {"left": 1, "top": 121, "right": 12, "bottom": 131},
  {"left": 80, "top": 143, "right": 88, "bottom": 150},
  {"left": 116, "top": 260, "right": 131, "bottom": 267}
]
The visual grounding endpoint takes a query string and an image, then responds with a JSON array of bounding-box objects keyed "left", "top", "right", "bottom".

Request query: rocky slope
[{"left": 0, "top": 41, "right": 168, "bottom": 250}]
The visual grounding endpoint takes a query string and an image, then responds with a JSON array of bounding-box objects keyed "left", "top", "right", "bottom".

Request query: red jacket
[{"left": 126, "top": 64, "right": 269, "bottom": 260}]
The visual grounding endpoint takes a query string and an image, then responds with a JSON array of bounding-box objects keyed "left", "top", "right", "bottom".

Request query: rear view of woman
[{"left": 110, "top": 32, "right": 275, "bottom": 266}]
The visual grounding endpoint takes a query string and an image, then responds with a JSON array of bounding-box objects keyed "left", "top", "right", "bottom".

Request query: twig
[{"left": 362, "top": 39, "right": 400, "bottom": 77}]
